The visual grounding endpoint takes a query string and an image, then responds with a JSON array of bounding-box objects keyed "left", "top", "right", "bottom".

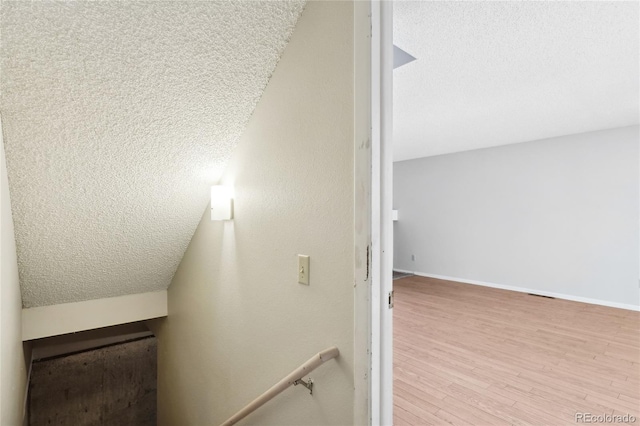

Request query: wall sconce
[{"left": 211, "top": 185, "right": 233, "bottom": 221}]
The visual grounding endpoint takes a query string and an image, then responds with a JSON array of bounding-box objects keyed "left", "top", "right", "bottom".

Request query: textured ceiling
[
  {"left": 393, "top": 1, "right": 639, "bottom": 161},
  {"left": 1, "top": 1, "right": 305, "bottom": 308}
]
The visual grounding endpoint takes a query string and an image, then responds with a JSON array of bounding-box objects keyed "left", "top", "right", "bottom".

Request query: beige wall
[
  {"left": 153, "top": 2, "right": 358, "bottom": 425},
  {"left": 1, "top": 115, "right": 29, "bottom": 425}
]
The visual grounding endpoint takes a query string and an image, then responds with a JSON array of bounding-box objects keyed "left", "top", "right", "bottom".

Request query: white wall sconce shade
[{"left": 211, "top": 186, "right": 233, "bottom": 221}]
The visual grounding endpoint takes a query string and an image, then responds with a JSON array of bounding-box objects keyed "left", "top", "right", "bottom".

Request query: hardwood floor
[{"left": 393, "top": 276, "right": 640, "bottom": 426}]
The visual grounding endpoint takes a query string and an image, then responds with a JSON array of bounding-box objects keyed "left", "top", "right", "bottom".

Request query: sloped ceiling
[
  {"left": 1, "top": 1, "right": 305, "bottom": 308},
  {"left": 393, "top": 1, "right": 639, "bottom": 161}
]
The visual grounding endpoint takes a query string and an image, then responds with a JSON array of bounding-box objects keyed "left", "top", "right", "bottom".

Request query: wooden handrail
[{"left": 220, "top": 346, "right": 340, "bottom": 426}]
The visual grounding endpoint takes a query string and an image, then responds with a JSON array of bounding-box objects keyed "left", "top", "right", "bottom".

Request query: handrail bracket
[
  {"left": 293, "top": 377, "right": 313, "bottom": 395},
  {"left": 220, "top": 346, "right": 339, "bottom": 426}
]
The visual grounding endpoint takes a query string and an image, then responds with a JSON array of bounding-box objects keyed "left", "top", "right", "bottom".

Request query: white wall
[
  {"left": 394, "top": 126, "right": 639, "bottom": 309},
  {"left": 151, "top": 2, "right": 359, "bottom": 425},
  {"left": 22, "top": 290, "right": 167, "bottom": 341},
  {"left": 1, "top": 116, "right": 30, "bottom": 425}
]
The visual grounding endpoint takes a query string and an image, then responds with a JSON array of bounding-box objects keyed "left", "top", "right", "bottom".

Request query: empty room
[{"left": 391, "top": 1, "right": 639, "bottom": 425}]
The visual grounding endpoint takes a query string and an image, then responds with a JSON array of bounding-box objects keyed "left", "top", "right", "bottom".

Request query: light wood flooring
[{"left": 394, "top": 276, "right": 640, "bottom": 425}]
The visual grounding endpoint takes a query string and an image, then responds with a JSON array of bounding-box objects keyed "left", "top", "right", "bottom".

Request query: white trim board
[
  {"left": 369, "top": 2, "right": 394, "bottom": 424},
  {"left": 352, "top": 2, "right": 373, "bottom": 424},
  {"left": 22, "top": 290, "right": 168, "bottom": 341},
  {"left": 394, "top": 270, "right": 640, "bottom": 312},
  {"left": 22, "top": 349, "right": 33, "bottom": 426}
]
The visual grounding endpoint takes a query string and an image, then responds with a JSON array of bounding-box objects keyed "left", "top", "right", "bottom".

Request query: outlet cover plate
[{"left": 298, "top": 255, "right": 310, "bottom": 285}]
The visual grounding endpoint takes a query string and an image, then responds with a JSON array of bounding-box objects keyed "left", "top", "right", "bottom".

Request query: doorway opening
[
  {"left": 389, "top": 1, "right": 640, "bottom": 425},
  {"left": 25, "top": 322, "right": 157, "bottom": 425}
]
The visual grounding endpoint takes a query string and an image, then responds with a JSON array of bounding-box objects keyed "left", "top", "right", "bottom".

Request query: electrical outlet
[{"left": 411, "top": 254, "right": 415, "bottom": 261}]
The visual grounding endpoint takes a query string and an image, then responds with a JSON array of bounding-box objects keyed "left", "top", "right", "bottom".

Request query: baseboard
[
  {"left": 393, "top": 268, "right": 414, "bottom": 275},
  {"left": 408, "top": 271, "right": 640, "bottom": 312}
]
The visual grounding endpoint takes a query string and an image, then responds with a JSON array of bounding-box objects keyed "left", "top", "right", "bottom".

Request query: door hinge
[{"left": 388, "top": 290, "right": 394, "bottom": 309}]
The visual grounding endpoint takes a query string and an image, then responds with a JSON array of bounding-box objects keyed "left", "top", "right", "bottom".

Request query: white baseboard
[
  {"left": 393, "top": 268, "right": 414, "bottom": 275},
  {"left": 401, "top": 270, "right": 640, "bottom": 312}
]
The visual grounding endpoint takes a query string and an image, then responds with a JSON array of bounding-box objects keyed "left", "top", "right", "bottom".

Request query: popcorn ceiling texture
[
  {"left": 1, "top": 1, "right": 305, "bottom": 308},
  {"left": 393, "top": 1, "right": 640, "bottom": 161}
]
